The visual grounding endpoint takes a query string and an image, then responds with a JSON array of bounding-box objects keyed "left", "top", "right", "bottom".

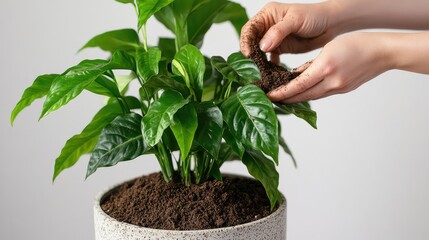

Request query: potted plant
[{"left": 11, "top": 0, "right": 317, "bottom": 239}]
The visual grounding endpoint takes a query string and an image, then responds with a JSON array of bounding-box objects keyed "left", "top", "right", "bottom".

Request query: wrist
[{"left": 326, "top": 0, "right": 374, "bottom": 33}]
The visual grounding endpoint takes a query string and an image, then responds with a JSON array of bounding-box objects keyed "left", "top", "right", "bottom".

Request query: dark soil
[
  {"left": 101, "top": 172, "right": 274, "bottom": 230},
  {"left": 249, "top": 41, "right": 301, "bottom": 93}
]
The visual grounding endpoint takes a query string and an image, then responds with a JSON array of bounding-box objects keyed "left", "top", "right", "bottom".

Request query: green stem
[
  {"left": 141, "top": 24, "right": 148, "bottom": 52},
  {"left": 182, "top": 155, "right": 191, "bottom": 186},
  {"left": 156, "top": 142, "right": 173, "bottom": 181},
  {"left": 117, "top": 97, "right": 130, "bottom": 114},
  {"left": 224, "top": 82, "right": 233, "bottom": 99}
]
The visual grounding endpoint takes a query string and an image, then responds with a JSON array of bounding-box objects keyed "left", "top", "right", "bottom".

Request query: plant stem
[
  {"left": 141, "top": 24, "right": 148, "bottom": 52},
  {"left": 156, "top": 142, "right": 173, "bottom": 181},
  {"left": 117, "top": 97, "right": 130, "bottom": 114},
  {"left": 181, "top": 155, "right": 191, "bottom": 186}
]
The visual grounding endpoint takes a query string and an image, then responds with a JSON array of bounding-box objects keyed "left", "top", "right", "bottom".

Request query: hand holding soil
[{"left": 241, "top": 0, "right": 429, "bottom": 103}]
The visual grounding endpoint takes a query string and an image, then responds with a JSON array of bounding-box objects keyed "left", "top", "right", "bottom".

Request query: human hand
[
  {"left": 267, "top": 32, "right": 393, "bottom": 103},
  {"left": 240, "top": 1, "right": 341, "bottom": 62}
]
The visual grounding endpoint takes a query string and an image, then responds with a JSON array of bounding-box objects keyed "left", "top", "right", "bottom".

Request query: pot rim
[{"left": 94, "top": 173, "right": 286, "bottom": 234}]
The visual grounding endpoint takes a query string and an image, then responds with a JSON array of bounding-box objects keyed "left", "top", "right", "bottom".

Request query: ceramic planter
[{"left": 94, "top": 177, "right": 287, "bottom": 240}]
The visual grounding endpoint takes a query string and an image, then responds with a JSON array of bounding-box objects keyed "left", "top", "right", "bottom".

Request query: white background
[{"left": 1, "top": 0, "right": 429, "bottom": 239}]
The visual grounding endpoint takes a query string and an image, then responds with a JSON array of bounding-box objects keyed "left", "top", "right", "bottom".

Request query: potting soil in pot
[{"left": 101, "top": 172, "right": 274, "bottom": 230}]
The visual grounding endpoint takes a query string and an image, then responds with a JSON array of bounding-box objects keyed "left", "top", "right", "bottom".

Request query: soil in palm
[
  {"left": 249, "top": 40, "right": 301, "bottom": 93},
  {"left": 101, "top": 172, "right": 274, "bottom": 230}
]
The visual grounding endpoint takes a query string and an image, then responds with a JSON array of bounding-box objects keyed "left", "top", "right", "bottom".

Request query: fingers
[
  {"left": 259, "top": 18, "right": 296, "bottom": 53},
  {"left": 279, "top": 78, "right": 332, "bottom": 103},
  {"left": 293, "top": 60, "right": 313, "bottom": 73},
  {"left": 267, "top": 59, "right": 326, "bottom": 102},
  {"left": 241, "top": 2, "right": 293, "bottom": 56},
  {"left": 240, "top": 10, "right": 268, "bottom": 57}
]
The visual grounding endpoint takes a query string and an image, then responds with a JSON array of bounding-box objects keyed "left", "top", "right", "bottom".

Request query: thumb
[{"left": 267, "top": 59, "right": 326, "bottom": 102}]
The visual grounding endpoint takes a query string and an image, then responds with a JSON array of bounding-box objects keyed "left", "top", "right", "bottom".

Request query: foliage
[{"left": 11, "top": 0, "right": 316, "bottom": 210}]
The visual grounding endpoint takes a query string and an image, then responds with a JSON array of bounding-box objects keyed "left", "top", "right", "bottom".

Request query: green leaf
[
  {"left": 109, "top": 50, "right": 136, "bottom": 71},
  {"left": 221, "top": 85, "right": 279, "bottom": 163},
  {"left": 139, "top": 86, "right": 155, "bottom": 102},
  {"left": 279, "top": 135, "right": 297, "bottom": 168},
  {"left": 195, "top": 102, "right": 223, "bottom": 159},
  {"left": 53, "top": 99, "right": 127, "bottom": 181},
  {"left": 242, "top": 150, "right": 282, "bottom": 210},
  {"left": 172, "top": 44, "right": 205, "bottom": 101},
  {"left": 40, "top": 60, "right": 109, "bottom": 119},
  {"left": 170, "top": 103, "right": 198, "bottom": 160},
  {"left": 218, "top": 142, "right": 240, "bottom": 165},
  {"left": 137, "top": 0, "right": 175, "bottom": 30},
  {"left": 187, "top": 0, "right": 229, "bottom": 47},
  {"left": 136, "top": 47, "right": 161, "bottom": 82},
  {"left": 116, "top": 74, "right": 136, "bottom": 94},
  {"left": 86, "top": 75, "right": 121, "bottom": 97},
  {"left": 211, "top": 52, "right": 261, "bottom": 85},
  {"left": 278, "top": 120, "right": 297, "bottom": 168},
  {"left": 11, "top": 74, "right": 58, "bottom": 125},
  {"left": 222, "top": 126, "right": 244, "bottom": 158},
  {"left": 155, "top": 0, "right": 210, "bottom": 49},
  {"left": 40, "top": 51, "right": 135, "bottom": 119},
  {"left": 158, "top": 38, "right": 176, "bottom": 60},
  {"left": 86, "top": 113, "right": 147, "bottom": 178},
  {"left": 275, "top": 102, "right": 318, "bottom": 129},
  {"left": 213, "top": 2, "right": 248, "bottom": 36},
  {"left": 79, "top": 29, "right": 140, "bottom": 53},
  {"left": 141, "top": 90, "right": 189, "bottom": 147},
  {"left": 143, "top": 75, "right": 189, "bottom": 98},
  {"left": 115, "top": 0, "right": 135, "bottom": 5}
]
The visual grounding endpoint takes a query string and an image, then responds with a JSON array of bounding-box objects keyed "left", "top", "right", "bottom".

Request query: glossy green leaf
[
  {"left": 11, "top": 74, "right": 58, "bottom": 125},
  {"left": 79, "top": 29, "right": 140, "bottom": 53},
  {"left": 137, "top": 0, "right": 174, "bottom": 30},
  {"left": 187, "top": 0, "right": 228, "bottom": 47},
  {"left": 218, "top": 142, "right": 240, "bottom": 165},
  {"left": 155, "top": 0, "right": 210, "bottom": 49},
  {"left": 221, "top": 85, "right": 279, "bottom": 163},
  {"left": 53, "top": 99, "right": 126, "bottom": 181},
  {"left": 242, "top": 150, "right": 282, "bottom": 210},
  {"left": 40, "top": 60, "right": 109, "bottom": 119},
  {"left": 222, "top": 126, "right": 244, "bottom": 158},
  {"left": 158, "top": 38, "right": 176, "bottom": 60},
  {"left": 109, "top": 50, "right": 136, "bottom": 71},
  {"left": 194, "top": 102, "right": 223, "bottom": 159},
  {"left": 139, "top": 86, "right": 155, "bottom": 102},
  {"left": 213, "top": 2, "right": 248, "bottom": 36},
  {"left": 170, "top": 103, "right": 198, "bottom": 159},
  {"left": 143, "top": 75, "right": 189, "bottom": 97},
  {"left": 136, "top": 47, "right": 161, "bottom": 82},
  {"left": 86, "top": 113, "right": 147, "bottom": 177},
  {"left": 161, "top": 127, "right": 179, "bottom": 152},
  {"left": 142, "top": 90, "right": 189, "bottom": 147},
  {"left": 275, "top": 102, "right": 317, "bottom": 129},
  {"left": 86, "top": 75, "right": 121, "bottom": 97},
  {"left": 211, "top": 52, "right": 261, "bottom": 85},
  {"left": 172, "top": 44, "right": 205, "bottom": 101},
  {"left": 40, "top": 51, "right": 135, "bottom": 119}
]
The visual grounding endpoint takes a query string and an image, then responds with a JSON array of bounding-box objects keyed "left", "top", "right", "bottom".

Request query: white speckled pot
[{"left": 94, "top": 177, "right": 287, "bottom": 240}]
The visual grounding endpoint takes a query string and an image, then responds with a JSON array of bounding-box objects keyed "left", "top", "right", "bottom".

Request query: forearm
[
  {"left": 384, "top": 31, "right": 429, "bottom": 74},
  {"left": 329, "top": 0, "right": 429, "bottom": 33}
]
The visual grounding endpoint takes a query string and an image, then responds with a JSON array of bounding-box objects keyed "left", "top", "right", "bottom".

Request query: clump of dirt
[
  {"left": 249, "top": 40, "right": 301, "bottom": 93},
  {"left": 101, "top": 172, "right": 275, "bottom": 230}
]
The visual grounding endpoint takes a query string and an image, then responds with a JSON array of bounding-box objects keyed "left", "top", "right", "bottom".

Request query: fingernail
[{"left": 260, "top": 39, "right": 272, "bottom": 52}]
